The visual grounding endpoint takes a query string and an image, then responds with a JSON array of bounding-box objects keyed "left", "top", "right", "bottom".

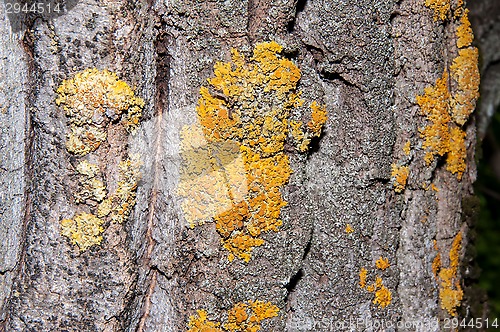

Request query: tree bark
[{"left": 0, "top": 0, "right": 491, "bottom": 331}]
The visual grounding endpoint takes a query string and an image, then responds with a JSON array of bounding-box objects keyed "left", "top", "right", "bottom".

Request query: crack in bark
[{"left": 135, "top": 30, "right": 171, "bottom": 332}]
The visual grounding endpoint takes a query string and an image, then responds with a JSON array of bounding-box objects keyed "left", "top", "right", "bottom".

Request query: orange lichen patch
[
  {"left": 375, "top": 257, "right": 390, "bottom": 270},
  {"left": 56, "top": 68, "right": 144, "bottom": 155},
  {"left": 223, "top": 232, "right": 265, "bottom": 263},
  {"left": 187, "top": 301, "right": 279, "bottom": 332},
  {"left": 416, "top": 70, "right": 470, "bottom": 179},
  {"left": 446, "top": 127, "right": 466, "bottom": 180},
  {"left": 417, "top": 71, "right": 452, "bottom": 164},
  {"left": 177, "top": 42, "right": 327, "bottom": 261},
  {"left": 224, "top": 300, "right": 279, "bottom": 332},
  {"left": 187, "top": 310, "right": 223, "bottom": 332},
  {"left": 424, "top": 0, "right": 450, "bottom": 21},
  {"left": 308, "top": 101, "right": 328, "bottom": 137},
  {"left": 74, "top": 160, "right": 107, "bottom": 203},
  {"left": 436, "top": 232, "right": 463, "bottom": 316},
  {"left": 345, "top": 224, "right": 354, "bottom": 234},
  {"left": 456, "top": 9, "right": 473, "bottom": 48},
  {"left": 403, "top": 140, "right": 411, "bottom": 156},
  {"left": 359, "top": 268, "right": 368, "bottom": 288},
  {"left": 98, "top": 154, "right": 142, "bottom": 223},
  {"left": 365, "top": 276, "right": 392, "bottom": 308},
  {"left": 450, "top": 47, "right": 480, "bottom": 126},
  {"left": 373, "top": 283, "right": 392, "bottom": 309},
  {"left": 391, "top": 164, "right": 409, "bottom": 193},
  {"left": 60, "top": 212, "right": 104, "bottom": 251}
]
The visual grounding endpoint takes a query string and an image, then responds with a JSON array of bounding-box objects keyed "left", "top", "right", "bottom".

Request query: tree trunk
[{"left": 0, "top": 0, "right": 490, "bottom": 331}]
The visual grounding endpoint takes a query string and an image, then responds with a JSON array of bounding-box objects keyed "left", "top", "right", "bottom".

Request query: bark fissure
[{"left": 135, "top": 30, "right": 171, "bottom": 332}]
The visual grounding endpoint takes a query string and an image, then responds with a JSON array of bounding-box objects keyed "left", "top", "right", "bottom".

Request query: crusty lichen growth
[
  {"left": 56, "top": 68, "right": 144, "bottom": 155},
  {"left": 345, "top": 224, "right": 354, "bottom": 234},
  {"left": 74, "top": 160, "right": 107, "bottom": 203},
  {"left": 187, "top": 300, "right": 279, "bottom": 332},
  {"left": 177, "top": 41, "right": 327, "bottom": 262},
  {"left": 391, "top": 164, "right": 409, "bottom": 193},
  {"left": 375, "top": 257, "right": 390, "bottom": 270},
  {"left": 439, "top": 232, "right": 464, "bottom": 316},
  {"left": 424, "top": 0, "right": 450, "bottom": 21},
  {"left": 187, "top": 310, "right": 223, "bottom": 332},
  {"left": 434, "top": 232, "right": 463, "bottom": 316},
  {"left": 417, "top": 1, "right": 479, "bottom": 180},
  {"left": 403, "top": 140, "right": 411, "bottom": 156},
  {"left": 57, "top": 69, "right": 144, "bottom": 251},
  {"left": 456, "top": 9, "right": 473, "bottom": 48},
  {"left": 98, "top": 154, "right": 142, "bottom": 223},
  {"left": 359, "top": 268, "right": 368, "bottom": 288},
  {"left": 360, "top": 267, "right": 392, "bottom": 308},
  {"left": 450, "top": 47, "right": 480, "bottom": 126},
  {"left": 60, "top": 212, "right": 104, "bottom": 251}
]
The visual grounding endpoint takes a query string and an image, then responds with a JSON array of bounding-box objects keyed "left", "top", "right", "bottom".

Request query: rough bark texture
[{"left": 0, "top": 0, "right": 494, "bottom": 331}]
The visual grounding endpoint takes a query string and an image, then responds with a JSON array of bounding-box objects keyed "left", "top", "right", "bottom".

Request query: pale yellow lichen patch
[
  {"left": 435, "top": 232, "right": 463, "bottom": 316},
  {"left": 424, "top": 0, "right": 450, "bottom": 21},
  {"left": 98, "top": 154, "right": 142, "bottom": 223},
  {"left": 403, "top": 140, "right": 411, "bottom": 156},
  {"left": 187, "top": 300, "right": 279, "bottom": 332},
  {"left": 177, "top": 41, "right": 327, "bottom": 262},
  {"left": 345, "top": 224, "right": 354, "bottom": 234},
  {"left": 375, "top": 257, "right": 390, "bottom": 270},
  {"left": 74, "top": 160, "right": 107, "bottom": 203},
  {"left": 61, "top": 212, "right": 104, "bottom": 251},
  {"left": 456, "top": 9, "right": 473, "bottom": 48},
  {"left": 187, "top": 310, "right": 222, "bottom": 332},
  {"left": 56, "top": 68, "right": 144, "bottom": 156},
  {"left": 450, "top": 47, "right": 480, "bottom": 127},
  {"left": 391, "top": 164, "right": 409, "bottom": 193}
]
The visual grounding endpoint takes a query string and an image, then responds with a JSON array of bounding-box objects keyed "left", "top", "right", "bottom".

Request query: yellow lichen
[
  {"left": 364, "top": 276, "right": 392, "bottom": 308},
  {"left": 56, "top": 68, "right": 144, "bottom": 156},
  {"left": 403, "top": 140, "right": 411, "bottom": 156},
  {"left": 74, "top": 160, "right": 107, "bottom": 203},
  {"left": 60, "top": 212, "right": 104, "bottom": 251},
  {"left": 177, "top": 41, "right": 327, "bottom": 262},
  {"left": 359, "top": 267, "right": 368, "bottom": 288},
  {"left": 391, "top": 164, "right": 409, "bottom": 193},
  {"left": 418, "top": 1, "right": 479, "bottom": 180},
  {"left": 308, "top": 101, "right": 328, "bottom": 137},
  {"left": 187, "top": 310, "right": 222, "bottom": 332},
  {"left": 417, "top": 70, "right": 452, "bottom": 164},
  {"left": 224, "top": 300, "right": 279, "bottom": 332},
  {"left": 436, "top": 232, "right": 463, "bottom": 316},
  {"left": 345, "top": 224, "right": 354, "bottom": 234},
  {"left": 187, "top": 300, "right": 279, "bottom": 332},
  {"left": 424, "top": 0, "right": 450, "bottom": 21},
  {"left": 375, "top": 257, "right": 390, "bottom": 270},
  {"left": 450, "top": 47, "right": 480, "bottom": 126},
  {"left": 373, "top": 283, "right": 392, "bottom": 309},
  {"left": 456, "top": 9, "right": 473, "bottom": 48},
  {"left": 360, "top": 268, "right": 392, "bottom": 308},
  {"left": 446, "top": 127, "right": 467, "bottom": 180},
  {"left": 98, "top": 154, "right": 142, "bottom": 223}
]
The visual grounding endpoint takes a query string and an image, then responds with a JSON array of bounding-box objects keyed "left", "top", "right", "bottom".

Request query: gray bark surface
[{"left": 0, "top": 0, "right": 491, "bottom": 331}]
